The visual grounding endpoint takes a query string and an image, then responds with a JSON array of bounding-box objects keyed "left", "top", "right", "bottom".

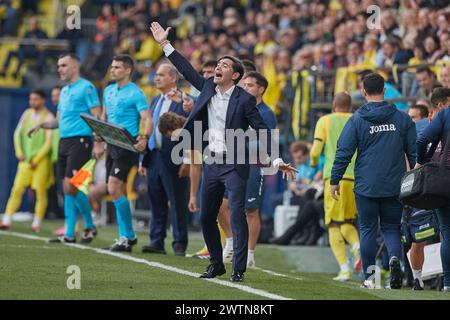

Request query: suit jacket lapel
[
  {"left": 225, "top": 87, "right": 239, "bottom": 128},
  {"left": 187, "top": 87, "right": 215, "bottom": 123}
]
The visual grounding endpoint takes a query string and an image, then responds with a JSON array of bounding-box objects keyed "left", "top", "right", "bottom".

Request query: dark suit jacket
[
  {"left": 168, "top": 50, "right": 273, "bottom": 179},
  {"left": 142, "top": 94, "right": 189, "bottom": 173}
]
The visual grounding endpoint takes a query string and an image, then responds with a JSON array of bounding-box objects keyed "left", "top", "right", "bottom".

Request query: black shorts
[
  {"left": 58, "top": 136, "right": 93, "bottom": 179},
  {"left": 106, "top": 144, "right": 139, "bottom": 183}
]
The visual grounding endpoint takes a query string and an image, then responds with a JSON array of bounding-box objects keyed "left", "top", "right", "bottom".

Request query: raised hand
[{"left": 150, "top": 22, "right": 172, "bottom": 44}]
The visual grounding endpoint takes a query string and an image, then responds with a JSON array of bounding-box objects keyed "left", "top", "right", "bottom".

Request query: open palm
[{"left": 150, "top": 22, "right": 171, "bottom": 44}]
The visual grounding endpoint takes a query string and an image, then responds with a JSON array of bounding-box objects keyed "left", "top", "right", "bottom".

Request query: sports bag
[
  {"left": 399, "top": 132, "right": 450, "bottom": 209},
  {"left": 401, "top": 209, "right": 440, "bottom": 247}
]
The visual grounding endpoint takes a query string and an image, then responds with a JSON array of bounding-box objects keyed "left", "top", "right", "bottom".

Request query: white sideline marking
[
  {"left": 0, "top": 231, "right": 292, "bottom": 300},
  {"left": 254, "top": 267, "right": 303, "bottom": 281}
]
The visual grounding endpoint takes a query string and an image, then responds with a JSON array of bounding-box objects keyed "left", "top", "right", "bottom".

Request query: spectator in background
[
  {"left": 84, "top": 20, "right": 116, "bottom": 80},
  {"left": 0, "top": 0, "right": 18, "bottom": 36},
  {"left": 441, "top": 66, "right": 450, "bottom": 89},
  {"left": 0, "top": 15, "right": 48, "bottom": 78},
  {"left": 415, "top": 66, "right": 442, "bottom": 100},
  {"left": 379, "top": 9, "right": 401, "bottom": 44},
  {"left": 95, "top": 4, "right": 118, "bottom": 44},
  {"left": 134, "top": 31, "right": 163, "bottom": 63},
  {"left": 376, "top": 37, "right": 412, "bottom": 84},
  {"left": 408, "top": 104, "right": 429, "bottom": 123},
  {"left": 424, "top": 35, "right": 443, "bottom": 63},
  {"left": 270, "top": 141, "right": 324, "bottom": 246}
]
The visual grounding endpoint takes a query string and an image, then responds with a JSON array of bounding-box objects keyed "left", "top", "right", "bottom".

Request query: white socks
[
  {"left": 340, "top": 263, "right": 350, "bottom": 273},
  {"left": 248, "top": 249, "right": 254, "bottom": 260},
  {"left": 412, "top": 269, "right": 424, "bottom": 287},
  {"left": 2, "top": 214, "right": 12, "bottom": 225},
  {"left": 352, "top": 243, "right": 360, "bottom": 251},
  {"left": 32, "top": 217, "right": 41, "bottom": 226},
  {"left": 224, "top": 237, "right": 233, "bottom": 249}
]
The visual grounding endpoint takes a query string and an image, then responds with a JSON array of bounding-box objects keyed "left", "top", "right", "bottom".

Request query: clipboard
[{"left": 80, "top": 113, "right": 139, "bottom": 153}]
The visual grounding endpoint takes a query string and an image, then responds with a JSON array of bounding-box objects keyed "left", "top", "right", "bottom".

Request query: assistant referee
[{"left": 101, "top": 54, "right": 153, "bottom": 252}]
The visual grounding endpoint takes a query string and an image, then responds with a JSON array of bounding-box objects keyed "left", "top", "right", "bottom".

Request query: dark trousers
[
  {"left": 355, "top": 194, "right": 403, "bottom": 280},
  {"left": 436, "top": 206, "right": 450, "bottom": 287},
  {"left": 201, "top": 163, "right": 248, "bottom": 273},
  {"left": 147, "top": 151, "right": 189, "bottom": 251}
]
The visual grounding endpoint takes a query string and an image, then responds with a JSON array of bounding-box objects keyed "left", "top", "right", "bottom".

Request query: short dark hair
[
  {"left": 202, "top": 60, "right": 217, "bottom": 69},
  {"left": 52, "top": 85, "right": 62, "bottom": 91},
  {"left": 289, "top": 141, "right": 309, "bottom": 155},
  {"left": 113, "top": 54, "right": 135, "bottom": 73},
  {"left": 362, "top": 72, "right": 385, "bottom": 95},
  {"left": 430, "top": 87, "right": 450, "bottom": 108},
  {"left": 31, "top": 89, "right": 46, "bottom": 99},
  {"left": 245, "top": 71, "right": 268, "bottom": 92},
  {"left": 357, "top": 69, "right": 373, "bottom": 79},
  {"left": 218, "top": 55, "right": 244, "bottom": 84},
  {"left": 416, "top": 66, "right": 433, "bottom": 76},
  {"left": 241, "top": 59, "right": 256, "bottom": 73},
  {"left": 58, "top": 52, "right": 80, "bottom": 63},
  {"left": 158, "top": 112, "right": 187, "bottom": 136},
  {"left": 409, "top": 104, "right": 429, "bottom": 119}
]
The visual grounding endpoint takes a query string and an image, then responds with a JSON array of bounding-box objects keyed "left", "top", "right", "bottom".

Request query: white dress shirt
[
  {"left": 162, "top": 43, "right": 284, "bottom": 168},
  {"left": 207, "top": 85, "right": 234, "bottom": 153}
]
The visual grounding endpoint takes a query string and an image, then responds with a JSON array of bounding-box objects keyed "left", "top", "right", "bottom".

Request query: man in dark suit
[
  {"left": 150, "top": 22, "right": 297, "bottom": 282},
  {"left": 140, "top": 63, "right": 190, "bottom": 256}
]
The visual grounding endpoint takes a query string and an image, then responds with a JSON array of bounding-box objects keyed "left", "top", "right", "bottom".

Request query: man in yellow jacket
[
  {"left": 0, "top": 90, "right": 55, "bottom": 232},
  {"left": 310, "top": 92, "right": 361, "bottom": 281}
]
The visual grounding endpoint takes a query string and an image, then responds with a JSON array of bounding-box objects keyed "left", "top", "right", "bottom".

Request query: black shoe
[
  {"left": 129, "top": 237, "right": 138, "bottom": 246},
  {"left": 142, "top": 244, "right": 166, "bottom": 254},
  {"left": 108, "top": 237, "right": 133, "bottom": 252},
  {"left": 80, "top": 228, "right": 97, "bottom": 244},
  {"left": 173, "top": 244, "right": 186, "bottom": 256},
  {"left": 230, "top": 271, "right": 245, "bottom": 282},
  {"left": 199, "top": 263, "right": 226, "bottom": 279},
  {"left": 48, "top": 236, "right": 76, "bottom": 243},
  {"left": 268, "top": 236, "right": 290, "bottom": 245},
  {"left": 389, "top": 256, "right": 403, "bottom": 289},
  {"left": 412, "top": 278, "right": 424, "bottom": 291}
]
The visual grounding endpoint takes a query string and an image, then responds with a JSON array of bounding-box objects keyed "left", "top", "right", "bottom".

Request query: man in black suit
[
  {"left": 150, "top": 22, "right": 296, "bottom": 282},
  {"left": 140, "top": 63, "right": 190, "bottom": 256}
]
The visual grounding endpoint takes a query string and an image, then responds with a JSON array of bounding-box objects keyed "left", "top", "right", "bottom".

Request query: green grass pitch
[{"left": 0, "top": 220, "right": 449, "bottom": 300}]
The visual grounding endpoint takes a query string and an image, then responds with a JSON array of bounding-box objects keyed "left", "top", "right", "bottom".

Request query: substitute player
[
  {"left": 310, "top": 92, "right": 361, "bottom": 281},
  {"left": 101, "top": 54, "right": 153, "bottom": 252},
  {"left": 29, "top": 53, "right": 101, "bottom": 244},
  {"left": 0, "top": 90, "right": 55, "bottom": 232}
]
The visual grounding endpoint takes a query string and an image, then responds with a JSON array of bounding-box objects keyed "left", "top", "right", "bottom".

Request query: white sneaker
[
  {"left": 360, "top": 279, "right": 381, "bottom": 289},
  {"left": 333, "top": 270, "right": 352, "bottom": 281},
  {"left": 247, "top": 256, "right": 256, "bottom": 268},
  {"left": 223, "top": 245, "right": 234, "bottom": 263}
]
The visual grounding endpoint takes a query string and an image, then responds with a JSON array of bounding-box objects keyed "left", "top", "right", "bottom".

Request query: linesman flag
[{"left": 70, "top": 159, "right": 96, "bottom": 194}]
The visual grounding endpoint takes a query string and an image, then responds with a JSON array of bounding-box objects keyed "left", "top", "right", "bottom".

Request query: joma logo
[{"left": 369, "top": 124, "right": 396, "bottom": 134}]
